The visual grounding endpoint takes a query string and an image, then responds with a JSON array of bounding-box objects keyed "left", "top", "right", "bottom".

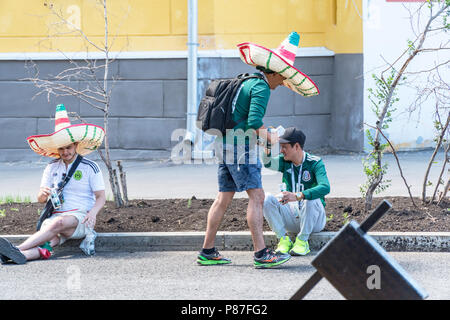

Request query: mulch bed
[{"left": 0, "top": 197, "right": 448, "bottom": 235}]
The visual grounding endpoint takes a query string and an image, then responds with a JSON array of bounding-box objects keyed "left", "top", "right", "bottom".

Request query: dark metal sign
[{"left": 291, "top": 200, "right": 428, "bottom": 300}]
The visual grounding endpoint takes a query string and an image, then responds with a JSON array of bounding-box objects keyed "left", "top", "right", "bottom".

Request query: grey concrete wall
[
  {"left": 330, "top": 54, "right": 364, "bottom": 152},
  {"left": 0, "top": 54, "right": 363, "bottom": 161}
]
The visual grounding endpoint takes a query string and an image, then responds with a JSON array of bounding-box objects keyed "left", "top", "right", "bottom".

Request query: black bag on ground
[
  {"left": 36, "top": 155, "right": 83, "bottom": 231},
  {"left": 196, "top": 73, "right": 265, "bottom": 135}
]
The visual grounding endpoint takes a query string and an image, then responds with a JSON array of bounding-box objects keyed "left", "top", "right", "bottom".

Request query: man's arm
[
  {"left": 82, "top": 190, "right": 106, "bottom": 228},
  {"left": 302, "top": 160, "right": 331, "bottom": 200},
  {"left": 261, "top": 147, "right": 286, "bottom": 173},
  {"left": 37, "top": 164, "right": 52, "bottom": 203}
]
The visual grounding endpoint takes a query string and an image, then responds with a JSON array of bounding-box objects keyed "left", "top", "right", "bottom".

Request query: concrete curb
[{"left": 2, "top": 231, "right": 449, "bottom": 254}]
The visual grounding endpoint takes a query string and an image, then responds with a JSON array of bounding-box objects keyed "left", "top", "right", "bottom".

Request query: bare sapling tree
[
  {"left": 362, "top": 0, "right": 449, "bottom": 212},
  {"left": 23, "top": 0, "right": 130, "bottom": 208},
  {"left": 411, "top": 69, "right": 449, "bottom": 205},
  {"left": 364, "top": 122, "right": 418, "bottom": 208}
]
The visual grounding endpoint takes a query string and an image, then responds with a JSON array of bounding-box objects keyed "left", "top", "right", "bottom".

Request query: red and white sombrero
[
  {"left": 26, "top": 104, "right": 105, "bottom": 158},
  {"left": 237, "top": 31, "right": 319, "bottom": 97}
]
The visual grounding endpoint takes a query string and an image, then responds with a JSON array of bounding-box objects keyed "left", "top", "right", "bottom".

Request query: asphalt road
[{"left": 1, "top": 250, "right": 448, "bottom": 300}]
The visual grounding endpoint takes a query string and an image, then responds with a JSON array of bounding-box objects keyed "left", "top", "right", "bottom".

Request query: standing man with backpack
[{"left": 196, "top": 31, "right": 319, "bottom": 268}]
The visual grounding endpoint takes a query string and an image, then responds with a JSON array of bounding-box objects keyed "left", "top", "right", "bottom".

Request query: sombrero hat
[
  {"left": 26, "top": 104, "right": 105, "bottom": 158},
  {"left": 237, "top": 31, "right": 319, "bottom": 97}
]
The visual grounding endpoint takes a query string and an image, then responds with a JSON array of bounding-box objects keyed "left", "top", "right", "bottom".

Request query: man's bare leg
[
  {"left": 20, "top": 236, "right": 60, "bottom": 261},
  {"left": 246, "top": 188, "right": 266, "bottom": 252},
  {"left": 18, "top": 216, "right": 78, "bottom": 253},
  {"left": 202, "top": 191, "right": 235, "bottom": 249}
]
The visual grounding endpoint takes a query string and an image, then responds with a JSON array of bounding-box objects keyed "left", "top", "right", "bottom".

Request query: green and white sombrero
[
  {"left": 237, "top": 31, "right": 319, "bottom": 97},
  {"left": 26, "top": 104, "right": 105, "bottom": 158}
]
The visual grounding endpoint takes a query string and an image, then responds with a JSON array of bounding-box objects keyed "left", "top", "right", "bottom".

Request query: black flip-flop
[{"left": 0, "top": 238, "right": 26, "bottom": 265}]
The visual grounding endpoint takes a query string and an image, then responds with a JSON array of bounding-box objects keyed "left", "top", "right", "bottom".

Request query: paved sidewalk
[
  {"left": 1, "top": 251, "right": 448, "bottom": 300},
  {"left": 0, "top": 150, "right": 446, "bottom": 201}
]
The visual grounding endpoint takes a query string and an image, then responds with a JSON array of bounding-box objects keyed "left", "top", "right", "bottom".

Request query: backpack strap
[
  {"left": 236, "top": 72, "right": 269, "bottom": 86},
  {"left": 233, "top": 73, "right": 268, "bottom": 125},
  {"left": 36, "top": 154, "right": 84, "bottom": 231},
  {"left": 58, "top": 154, "right": 83, "bottom": 191}
]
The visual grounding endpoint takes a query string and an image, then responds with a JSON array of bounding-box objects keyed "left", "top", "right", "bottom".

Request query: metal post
[{"left": 184, "top": 0, "right": 198, "bottom": 146}]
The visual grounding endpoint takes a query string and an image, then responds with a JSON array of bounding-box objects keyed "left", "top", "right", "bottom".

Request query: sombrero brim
[
  {"left": 27, "top": 123, "right": 105, "bottom": 158},
  {"left": 237, "top": 42, "right": 319, "bottom": 97}
]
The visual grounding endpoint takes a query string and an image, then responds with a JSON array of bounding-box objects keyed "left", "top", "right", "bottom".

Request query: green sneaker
[
  {"left": 289, "top": 238, "right": 310, "bottom": 256},
  {"left": 197, "top": 249, "right": 232, "bottom": 266},
  {"left": 254, "top": 249, "right": 291, "bottom": 269},
  {"left": 275, "top": 236, "right": 293, "bottom": 254}
]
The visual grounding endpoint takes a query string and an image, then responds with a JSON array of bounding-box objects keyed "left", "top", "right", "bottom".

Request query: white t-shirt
[{"left": 40, "top": 157, "right": 105, "bottom": 213}]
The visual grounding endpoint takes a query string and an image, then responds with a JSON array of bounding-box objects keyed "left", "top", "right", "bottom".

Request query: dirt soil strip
[{"left": 0, "top": 197, "right": 448, "bottom": 235}]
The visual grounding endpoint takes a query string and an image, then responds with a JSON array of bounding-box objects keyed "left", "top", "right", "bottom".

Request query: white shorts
[{"left": 41, "top": 210, "right": 88, "bottom": 245}]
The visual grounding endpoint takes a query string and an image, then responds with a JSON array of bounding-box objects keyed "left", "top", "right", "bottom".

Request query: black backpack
[{"left": 196, "top": 73, "right": 266, "bottom": 135}]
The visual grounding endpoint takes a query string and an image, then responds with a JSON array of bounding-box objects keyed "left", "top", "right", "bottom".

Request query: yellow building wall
[{"left": 0, "top": 0, "right": 362, "bottom": 54}]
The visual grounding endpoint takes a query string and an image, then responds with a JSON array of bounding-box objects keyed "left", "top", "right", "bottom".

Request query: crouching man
[
  {"left": 262, "top": 127, "right": 330, "bottom": 256},
  {"left": 0, "top": 104, "right": 106, "bottom": 264}
]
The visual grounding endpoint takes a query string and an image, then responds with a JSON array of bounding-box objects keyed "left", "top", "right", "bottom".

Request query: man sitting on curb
[
  {"left": 0, "top": 104, "right": 106, "bottom": 264},
  {"left": 262, "top": 127, "right": 330, "bottom": 256}
]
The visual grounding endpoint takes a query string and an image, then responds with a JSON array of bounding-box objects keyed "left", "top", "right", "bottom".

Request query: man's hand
[
  {"left": 268, "top": 130, "right": 280, "bottom": 145},
  {"left": 256, "top": 126, "right": 280, "bottom": 145},
  {"left": 279, "top": 191, "right": 298, "bottom": 205},
  {"left": 82, "top": 211, "right": 97, "bottom": 229},
  {"left": 37, "top": 187, "right": 51, "bottom": 203}
]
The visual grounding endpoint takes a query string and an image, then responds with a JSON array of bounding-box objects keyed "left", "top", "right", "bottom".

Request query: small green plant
[
  {"left": 3, "top": 195, "right": 14, "bottom": 205},
  {"left": 326, "top": 214, "right": 334, "bottom": 222},
  {"left": 359, "top": 145, "right": 392, "bottom": 198},
  {"left": 342, "top": 212, "right": 350, "bottom": 225},
  {"left": 0, "top": 209, "right": 5, "bottom": 217},
  {"left": 10, "top": 208, "right": 19, "bottom": 212},
  {"left": 187, "top": 198, "right": 192, "bottom": 209},
  {"left": 0, "top": 194, "right": 33, "bottom": 204}
]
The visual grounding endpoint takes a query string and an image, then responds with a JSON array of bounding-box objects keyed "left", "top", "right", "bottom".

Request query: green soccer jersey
[
  {"left": 263, "top": 151, "right": 331, "bottom": 207},
  {"left": 221, "top": 73, "right": 270, "bottom": 146}
]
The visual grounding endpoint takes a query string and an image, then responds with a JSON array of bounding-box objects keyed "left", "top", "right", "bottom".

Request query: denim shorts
[{"left": 217, "top": 144, "right": 262, "bottom": 192}]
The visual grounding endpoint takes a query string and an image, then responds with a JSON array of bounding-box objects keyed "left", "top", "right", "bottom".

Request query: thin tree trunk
[
  {"left": 366, "top": 123, "right": 417, "bottom": 207},
  {"left": 438, "top": 178, "right": 449, "bottom": 205},
  {"left": 364, "top": 143, "right": 383, "bottom": 212},
  {"left": 112, "top": 169, "right": 123, "bottom": 207},
  {"left": 117, "top": 160, "right": 129, "bottom": 206},
  {"left": 100, "top": 0, "right": 123, "bottom": 208},
  {"left": 431, "top": 143, "right": 449, "bottom": 203},
  {"left": 422, "top": 112, "right": 449, "bottom": 203}
]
